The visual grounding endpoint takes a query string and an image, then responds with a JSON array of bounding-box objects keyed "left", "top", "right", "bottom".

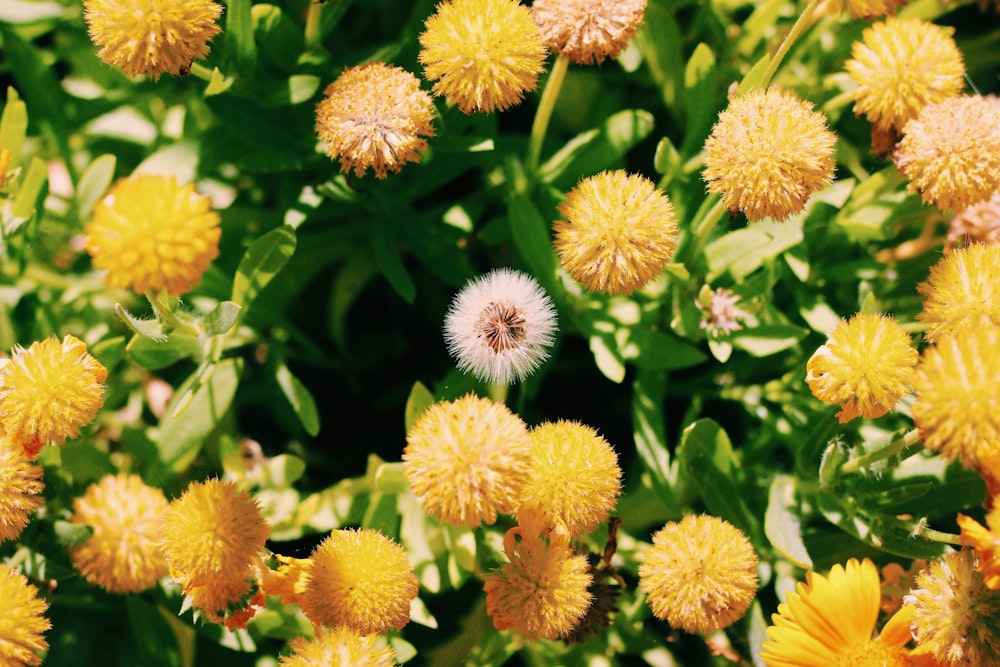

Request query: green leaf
[
  {"left": 75, "top": 154, "right": 116, "bottom": 221},
  {"left": 275, "top": 362, "right": 320, "bottom": 436},
  {"left": 11, "top": 156, "right": 47, "bottom": 225},
  {"left": 404, "top": 381, "right": 435, "bottom": 434},
  {"left": 204, "top": 66, "right": 235, "bottom": 96},
  {"left": 0, "top": 1, "right": 65, "bottom": 24},
  {"left": 224, "top": 0, "right": 257, "bottom": 75},
  {"left": 507, "top": 194, "right": 558, "bottom": 289},
  {"left": 53, "top": 521, "right": 92, "bottom": 549},
  {"left": 590, "top": 333, "right": 625, "bottom": 384},
  {"left": 631, "top": 371, "right": 678, "bottom": 507},
  {"left": 764, "top": 475, "right": 812, "bottom": 569},
  {"left": 127, "top": 333, "right": 202, "bottom": 370},
  {"left": 252, "top": 4, "right": 306, "bottom": 73},
  {"left": 231, "top": 225, "right": 297, "bottom": 308},
  {"left": 0, "top": 27, "right": 69, "bottom": 157},
  {"left": 203, "top": 300, "right": 242, "bottom": 336},
  {"left": 115, "top": 304, "right": 166, "bottom": 341},
  {"left": 653, "top": 136, "right": 682, "bottom": 182},
  {"left": 539, "top": 109, "right": 656, "bottom": 187},
  {"left": 730, "top": 324, "right": 808, "bottom": 357},
  {"left": 371, "top": 217, "right": 416, "bottom": 304},
  {"left": 680, "top": 43, "right": 718, "bottom": 156},
  {"left": 705, "top": 218, "right": 804, "bottom": 281},
  {"left": 0, "top": 87, "right": 28, "bottom": 169},
  {"left": 627, "top": 329, "right": 707, "bottom": 371},
  {"left": 735, "top": 54, "right": 770, "bottom": 96},
  {"left": 90, "top": 335, "right": 126, "bottom": 371},
  {"left": 126, "top": 597, "right": 183, "bottom": 667},
  {"left": 634, "top": 3, "right": 683, "bottom": 109}
]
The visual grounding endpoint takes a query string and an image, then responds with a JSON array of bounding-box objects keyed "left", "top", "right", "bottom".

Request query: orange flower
[
  {"left": 0, "top": 440, "right": 43, "bottom": 542},
  {"left": 958, "top": 506, "right": 1000, "bottom": 590}
]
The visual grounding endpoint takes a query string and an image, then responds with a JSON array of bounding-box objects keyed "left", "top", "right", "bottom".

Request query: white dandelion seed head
[{"left": 443, "top": 268, "right": 558, "bottom": 385}]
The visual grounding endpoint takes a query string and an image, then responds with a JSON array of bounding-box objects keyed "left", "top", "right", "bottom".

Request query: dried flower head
[
  {"left": 639, "top": 514, "right": 758, "bottom": 634},
  {"left": 70, "top": 473, "right": 169, "bottom": 594},
  {"left": 698, "top": 287, "right": 750, "bottom": 337},
  {"left": 278, "top": 626, "right": 397, "bottom": 667},
  {"left": 0, "top": 335, "right": 108, "bottom": 458},
  {"left": 302, "top": 528, "right": 419, "bottom": 635},
  {"left": 0, "top": 565, "right": 50, "bottom": 666},
  {"left": 83, "top": 0, "right": 222, "bottom": 79},
  {"left": 403, "top": 394, "right": 532, "bottom": 528},
  {"left": 816, "top": 0, "right": 906, "bottom": 18},
  {"left": 315, "top": 62, "right": 436, "bottom": 179},
  {"left": 958, "top": 506, "right": 1000, "bottom": 590},
  {"left": 845, "top": 17, "right": 965, "bottom": 134},
  {"left": 895, "top": 96, "right": 1000, "bottom": 213},
  {"left": 703, "top": 88, "right": 836, "bottom": 222},
  {"left": 918, "top": 245, "right": 1000, "bottom": 342},
  {"left": 443, "top": 269, "right": 558, "bottom": 385},
  {"left": 805, "top": 313, "right": 918, "bottom": 423},
  {"left": 419, "top": 0, "right": 547, "bottom": 113},
  {"left": 0, "top": 441, "right": 43, "bottom": 543},
  {"left": 531, "top": 0, "right": 647, "bottom": 65},
  {"left": 85, "top": 174, "right": 221, "bottom": 295},
  {"left": 553, "top": 170, "right": 677, "bottom": 294},
  {"left": 947, "top": 192, "right": 1000, "bottom": 247}
]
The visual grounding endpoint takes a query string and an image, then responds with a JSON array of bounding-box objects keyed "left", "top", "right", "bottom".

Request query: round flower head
[
  {"left": 85, "top": 173, "right": 222, "bottom": 295},
  {"left": 845, "top": 18, "right": 965, "bottom": 135},
  {"left": 0, "top": 335, "right": 108, "bottom": 458},
  {"left": 816, "top": 0, "right": 906, "bottom": 18},
  {"left": 483, "top": 509, "right": 593, "bottom": 640},
  {"left": 84, "top": 0, "right": 222, "bottom": 80},
  {"left": 947, "top": 192, "right": 1000, "bottom": 247},
  {"left": 515, "top": 420, "right": 622, "bottom": 538},
  {"left": 159, "top": 479, "right": 270, "bottom": 617},
  {"left": 805, "top": 313, "right": 918, "bottom": 423},
  {"left": 638, "top": 514, "right": 758, "bottom": 634},
  {"left": 0, "top": 441, "right": 43, "bottom": 542},
  {"left": 895, "top": 96, "right": 1000, "bottom": 213},
  {"left": 403, "top": 394, "right": 532, "bottom": 528},
  {"left": 698, "top": 286, "right": 751, "bottom": 337},
  {"left": 531, "top": 0, "right": 647, "bottom": 65},
  {"left": 553, "top": 170, "right": 678, "bottom": 295},
  {"left": 302, "top": 528, "right": 419, "bottom": 635},
  {"left": 761, "top": 558, "right": 916, "bottom": 667},
  {"left": 703, "top": 88, "right": 836, "bottom": 222},
  {"left": 279, "top": 626, "right": 397, "bottom": 667},
  {"left": 418, "top": 0, "right": 547, "bottom": 114},
  {"left": 70, "top": 473, "right": 169, "bottom": 594},
  {"left": 0, "top": 565, "right": 50, "bottom": 666},
  {"left": 918, "top": 245, "right": 1000, "bottom": 342},
  {"left": 315, "top": 62, "right": 436, "bottom": 179},
  {"left": 958, "top": 506, "right": 1000, "bottom": 590},
  {"left": 443, "top": 268, "right": 558, "bottom": 385},
  {"left": 905, "top": 550, "right": 1000, "bottom": 666}
]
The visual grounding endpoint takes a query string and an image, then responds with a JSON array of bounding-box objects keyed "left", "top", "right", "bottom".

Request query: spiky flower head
[
  {"left": 70, "top": 473, "right": 169, "bottom": 594},
  {"left": 443, "top": 268, "right": 558, "bottom": 385},
  {"left": 0, "top": 440, "right": 43, "bottom": 543},
  {"left": 0, "top": 335, "right": 108, "bottom": 458},
  {"left": 278, "top": 626, "right": 397, "bottom": 667},
  {"left": 531, "top": 0, "right": 647, "bottom": 65},
  {"left": 947, "top": 192, "right": 1000, "bottom": 247},
  {"left": 315, "top": 62, "right": 436, "bottom": 179},
  {"left": 553, "top": 170, "right": 677, "bottom": 294},
  {"left": 703, "top": 87, "right": 836, "bottom": 222},
  {"left": 918, "top": 245, "right": 1000, "bottom": 342},
  {"left": 638, "top": 514, "right": 758, "bottom": 634},
  {"left": 895, "top": 96, "right": 1000, "bottom": 213},
  {"left": 403, "top": 394, "right": 532, "bottom": 528},
  {"left": 301, "top": 528, "right": 419, "bottom": 635},
  {"left": 419, "top": 0, "right": 547, "bottom": 114},
  {"left": 159, "top": 479, "right": 270, "bottom": 618},
  {"left": 0, "top": 565, "right": 50, "bottom": 666},
  {"left": 816, "top": 0, "right": 906, "bottom": 18},
  {"left": 805, "top": 313, "right": 918, "bottom": 423},
  {"left": 958, "top": 507, "right": 1000, "bottom": 590},
  {"left": 85, "top": 173, "right": 221, "bottom": 295},
  {"left": 83, "top": 0, "right": 222, "bottom": 80}
]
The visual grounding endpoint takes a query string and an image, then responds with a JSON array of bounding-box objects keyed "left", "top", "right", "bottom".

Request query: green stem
[
  {"left": 759, "top": 0, "right": 823, "bottom": 89},
  {"left": 145, "top": 290, "right": 202, "bottom": 337},
  {"left": 526, "top": 54, "right": 570, "bottom": 177},
  {"left": 487, "top": 382, "right": 509, "bottom": 405},
  {"left": 188, "top": 62, "right": 215, "bottom": 82},
  {"left": 305, "top": 1, "right": 324, "bottom": 49},
  {"left": 679, "top": 195, "right": 727, "bottom": 264},
  {"left": 841, "top": 428, "right": 922, "bottom": 473},
  {"left": 915, "top": 525, "right": 962, "bottom": 546}
]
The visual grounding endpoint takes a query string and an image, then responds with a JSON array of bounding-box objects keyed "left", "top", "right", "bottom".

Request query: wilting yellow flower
[
  {"left": 531, "top": 0, "right": 647, "bottom": 65},
  {"left": 315, "top": 62, "right": 436, "bottom": 179},
  {"left": 0, "top": 440, "right": 43, "bottom": 543},
  {"left": 816, "top": 0, "right": 906, "bottom": 18},
  {"left": 918, "top": 245, "right": 1000, "bottom": 342},
  {"left": 0, "top": 335, "right": 108, "bottom": 458},
  {"left": 703, "top": 88, "right": 836, "bottom": 222},
  {"left": 83, "top": 0, "right": 222, "bottom": 80},
  {"left": 845, "top": 18, "right": 964, "bottom": 135},
  {"left": 419, "top": 0, "right": 546, "bottom": 113},
  {"left": 638, "top": 514, "right": 758, "bottom": 634},
  {"left": 761, "top": 558, "right": 915, "bottom": 667},
  {"left": 85, "top": 174, "right": 221, "bottom": 295},
  {"left": 958, "top": 507, "right": 1000, "bottom": 590},
  {"left": 895, "top": 96, "right": 1000, "bottom": 213},
  {"left": 905, "top": 550, "right": 1000, "bottom": 666},
  {"left": 0, "top": 565, "right": 50, "bottom": 666},
  {"left": 516, "top": 420, "right": 622, "bottom": 538},
  {"left": 69, "top": 473, "right": 169, "bottom": 594},
  {"left": 483, "top": 509, "right": 593, "bottom": 640},
  {"left": 279, "top": 626, "right": 397, "bottom": 667},
  {"left": 805, "top": 313, "right": 917, "bottom": 423},
  {"left": 159, "top": 479, "right": 270, "bottom": 618},
  {"left": 302, "top": 528, "right": 419, "bottom": 635},
  {"left": 947, "top": 192, "right": 1000, "bottom": 247},
  {"left": 553, "top": 170, "right": 677, "bottom": 294}
]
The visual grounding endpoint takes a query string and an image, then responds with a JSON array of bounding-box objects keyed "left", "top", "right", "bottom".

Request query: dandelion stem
[
  {"left": 526, "top": 54, "right": 570, "bottom": 178},
  {"left": 760, "top": 0, "right": 823, "bottom": 89},
  {"left": 487, "top": 382, "right": 509, "bottom": 405},
  {"left": 841, "top": 427, "right": 922, "bottom": 473},
  {"left": 305, "top": 1, "right": 324, "bottom": 49}
]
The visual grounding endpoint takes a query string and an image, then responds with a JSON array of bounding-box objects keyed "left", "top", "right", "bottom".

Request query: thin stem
[
  {"left": 679, "top": 195, "right": 728, "bottom": 264},
  {"left": 841, "top": 428, "right": 922, "bottom": 473},
  {"left": 305, "top": 1, "right": 324, "bottom": 49},
  {"left": 759, "top": 0, "right": 823, "bottom": 89},
  {"left": 188, "top": 62, "right": 215, "bottom": 82},
  {"left": 145, "top": 290, "right": 202, "bottom": 337},
  {"left": 916, "top": 525, "right": 962, "bottom": 546},
  {"left": 526, "top": 54, "right": 570, "bottom": 177},
  {"left": 487, "top": 382, "right": 509, "bottom": 405}
]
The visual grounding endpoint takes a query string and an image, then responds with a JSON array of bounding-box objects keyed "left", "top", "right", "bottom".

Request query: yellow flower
[
  {"left": 553, "top": 170, "right": 678, "bottom": 295},
  {"left": 958, "top": 507, "right": 1000, "bottom": 590},
  {"left": 531, "top": 0, "right": 647, "bottom": 65},
  {"left": 159, "top": 479, "right": 270, "bottom": 618},
  {"left": 279, "top": 626, "right": 397, "bottom": 667},
  {"left": 0, "top": 565, "right": 50, "bottom": 667},
  {"left": 83, "top": 0, "right": 222, "bottom": 80},
  {"left": 761, "top": 558, "right": 915, "bottom": 667},
  {"left": 638, "top": 514, "right": 758, "bottom": 634},
  {"left": 947, "top": 192, "right": 1000, "bottom": 247},
  {"left": 419, "top": 0, "right": 547, "bottom": 114},
  {"left": 483, "top": 509, "right": 593, "bottom": 640},
  {"left": 805, "top": 313, "right": 918, "bottom": 423},
  {"left": 918, "top": 245, "right": 1000, "bottom": 342},
  {"left": 905, "top": 550, "right": 1000, "bottom": 666},
  {"left": 302, "top": 528, "right": 418, "bottom": 635},
  {"left": 911, "top": 328, "right": 1000, "bottom": 470},
  {"left": 895, "top": 96, "right": 1000, "bottom": 213},
  {"left": 85, "top": 174, "right": 221, "bottom": 295},
  {"left": 0, "top": 335, "right": 108, "bottom": 458},
  {"left": 259, "top": 553, "right": 313, "bottom": 616},
  {"left": 0, "top": 440, "right": 43, "bottom": 543},
  {"left": 315, "top": 62, "right": 436, "bottom": 179},
  {"left": 0, "top": 139, "right": 11, "bottom": 191},
  {"left": 703, "top": 88, "right": 836, "bottom": 222},
  {"left": 845, "top": 18, "right": 965, "bottom": 134},
  {"left": 404, "top": 394, "right": 532, "bottom": 527},
  {"left": 69, "top": 473, "right": 169, "bottom": 594},
  {"left": 516, "top": 420, "right": 622, "bottom": 538},
  {"left": 816, "top": 0, "right": 906, "bottom": 18}
]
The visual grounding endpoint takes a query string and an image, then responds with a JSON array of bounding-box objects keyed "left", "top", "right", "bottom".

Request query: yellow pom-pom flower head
[
  {"left": 918, "top": 245, "right": 1000, "bottom": 342},
  {"left": 0, "top": 565, "right": 50, "bottom": 666},
  {"left": 278, "top": 626, "right": 397, "bottom": 667},
  {"left": 958, "top": 505, "right": 1000, "bottom": 590},
  {"left": 0, "top": 441, "right": 43, "bottom": 543},
  {"left": 531, "top": 0, "right": 647, "bottom": 65}
]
